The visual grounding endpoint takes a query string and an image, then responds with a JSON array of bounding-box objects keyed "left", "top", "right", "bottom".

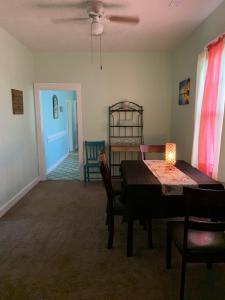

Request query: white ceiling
[{"left": 0, "top": 0, "right": 223, "bottom": 52}]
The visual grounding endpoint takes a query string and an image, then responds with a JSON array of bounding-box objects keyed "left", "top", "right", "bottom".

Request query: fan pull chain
[
  {"left": 90, "top": 23, "right": 93, "bottom": 64},
  {"left": 100, "top": 34, "right": 102, "bottom": 71}
]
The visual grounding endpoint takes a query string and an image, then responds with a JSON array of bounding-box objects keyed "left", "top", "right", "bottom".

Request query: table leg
[{"left": 127, "top": 218, "right": 133, "bottom": 257}]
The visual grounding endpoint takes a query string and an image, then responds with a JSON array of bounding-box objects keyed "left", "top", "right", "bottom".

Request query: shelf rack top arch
[{"left": 109, "top": 101, "right": 143, "bottom": 112}]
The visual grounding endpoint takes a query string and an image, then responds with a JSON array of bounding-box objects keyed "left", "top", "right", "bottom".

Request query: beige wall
[
  {"left": 171, "top": 1, "right": 225, "bottom": 180},
  {"left": 0, "top": 1, "right": 224, "bottom": 214},
  {"left": 34, "top": 52, "right": 172, "bottom": 145},
  {"left": 0, "top": 32, "right": 173, "bottom": 210},
  {"left": 0, "top": 27, "right": 38, "bottom": 207}
]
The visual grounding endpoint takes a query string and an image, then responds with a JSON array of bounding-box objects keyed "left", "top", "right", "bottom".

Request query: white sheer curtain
[{"left": 191, "top": 51, "right": 208, "bottom": 167}]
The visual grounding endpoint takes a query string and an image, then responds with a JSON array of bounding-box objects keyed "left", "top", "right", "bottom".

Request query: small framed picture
[
  {"left": 53, "top": 95, "right": 59, "bottom": 119},
  {"left": 179, "top": 78, "right": 190, "bottom": 105},
  {"left": 11, "top": 89, "right": 24, "bottom": 114}
]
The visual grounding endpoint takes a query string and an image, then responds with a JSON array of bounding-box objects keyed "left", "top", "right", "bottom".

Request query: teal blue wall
[{"left": 41, "top": 90, "right": 77, "bottom": 172}]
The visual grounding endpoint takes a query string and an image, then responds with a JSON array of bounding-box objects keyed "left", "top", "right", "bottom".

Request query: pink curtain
[{"left": 198, "top": 37, "right": 225, "bottom": 176}]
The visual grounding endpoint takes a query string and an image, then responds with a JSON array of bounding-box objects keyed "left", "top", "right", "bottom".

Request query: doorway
[
  {"left": 67, "top": 100, "right": 78, "bottom": 152},
  {"left": 34, "top": 83, "right": 83, "bottom": 181}
]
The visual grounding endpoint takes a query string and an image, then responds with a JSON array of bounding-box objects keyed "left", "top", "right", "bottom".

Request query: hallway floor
[{"left": 47, "top": 151, "right": 80, "bottom": 180}]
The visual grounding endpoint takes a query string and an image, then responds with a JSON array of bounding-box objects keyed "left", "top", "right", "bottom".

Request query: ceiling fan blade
[
  {"left": 108, "top": 15, "right": 140, "bottom": 24},
  {"left": 37, "top": 1, "right": 86, "bottom": 9},
  {"left": 103, "top": 3, "right": 125, "bottom": 9},
  {"left": 52, "top": 17, "right": 89, "bottom": 24},
  {"left": 37, "top": 1, "right": 125, "bottom": 10}
]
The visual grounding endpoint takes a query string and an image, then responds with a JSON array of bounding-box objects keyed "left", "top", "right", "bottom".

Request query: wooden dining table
[{"left": 120, "top": 160, "right": 224, "bottom": 256}]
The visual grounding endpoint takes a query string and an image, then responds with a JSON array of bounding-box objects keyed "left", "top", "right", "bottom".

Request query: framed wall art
[
  {"left": 179, "top": 78, "right": 190, "bottom": 105},
  {"left": 53, "top": 95, "right": 59, "bottom": 119},
  {"left": 11, "top": 89, "right": 24, "bottom": 114}
]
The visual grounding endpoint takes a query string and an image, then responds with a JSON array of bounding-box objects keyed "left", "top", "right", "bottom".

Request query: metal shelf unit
[{"left": 109, "top": 101, "right": 144, "bottom": 177}]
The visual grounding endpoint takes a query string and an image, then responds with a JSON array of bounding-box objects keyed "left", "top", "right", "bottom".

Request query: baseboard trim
[
  {"left": 47, "top": 153, "right": 68, "bottom": 174},
  {"left": 0, "top": 176, "right": 41, "bottom": 218}
]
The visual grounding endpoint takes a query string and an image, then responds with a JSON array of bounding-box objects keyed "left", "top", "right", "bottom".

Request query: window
[{"left": 192, "top": 35, "right": 225, "bottom": 179}]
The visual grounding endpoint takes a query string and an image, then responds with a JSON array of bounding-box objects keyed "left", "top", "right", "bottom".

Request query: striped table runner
[{"left": 143, "top": 160, "right": 198, "bottom": 195}]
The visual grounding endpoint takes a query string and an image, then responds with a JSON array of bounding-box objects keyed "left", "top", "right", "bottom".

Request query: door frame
[
  {"left": 66, "top": 99, "right": 76, "bottom": 152},
  {"left": 34, "top": 82, "right": 83, "bottom": 180}
]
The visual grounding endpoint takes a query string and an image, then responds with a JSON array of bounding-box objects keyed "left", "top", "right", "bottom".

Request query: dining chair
[
  {"left": 140, "top": 144, "right": 165, "bottom": 160},
  {"left": 139, "top": 144, "right": 165, "bottom": 248},
  {"left": 83, "top": 140, "right": 105, "bottom": 183},
  {"left": 99, "top": 151, "right": 153, "bottom": 251},
  {"left": 166, "top": 187, "right": 225, "bottom": 300},
  {"left": 99, "top": 151, "right": 125, "bottom": 249}
]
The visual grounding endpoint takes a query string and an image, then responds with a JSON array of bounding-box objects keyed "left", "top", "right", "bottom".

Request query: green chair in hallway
[{"left": 83, "top": 140, "right": 105, "bottom": 183}]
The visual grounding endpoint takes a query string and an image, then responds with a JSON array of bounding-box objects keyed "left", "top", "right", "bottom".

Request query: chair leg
[
  {"left": 108, "top": 214, "right": 114, "bottom": 249},
  {"left": 106, "top": 212, "right": 109, "bottom": 226},
  {"left": 148, "top": 218, "right": 153, "bottom": 248},
  {"left": 105, "top": 203, "right": 109, "bottom": 226},
  {"left": 179, "top": 259, "right": 186, "bottom": 300},
  {"left": 87, "top": 166, "right": 90, "bottom": 182},
  {"left": 84, "top": 166, "right": 87, "bottom": 185},
  {"left": 127, "top": 218, "right": 134, "bottom": 257},
  {"left": 166, "top": 225, "right": 172, "bottom": 269}
]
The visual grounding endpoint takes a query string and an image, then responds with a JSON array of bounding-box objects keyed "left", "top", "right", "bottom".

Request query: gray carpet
[{"left": 0, "top": 181, "right": 225, "bottom": 300}]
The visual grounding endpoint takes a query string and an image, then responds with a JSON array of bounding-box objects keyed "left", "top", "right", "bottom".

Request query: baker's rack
[{"left": 109, "top": 101, "right": 144, "bottom": 177}]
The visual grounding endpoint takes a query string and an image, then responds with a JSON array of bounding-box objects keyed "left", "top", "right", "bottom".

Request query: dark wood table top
[
  {"left": 121, "top": 159, "right": 224, "bottom": 218},
  {"left": 121, "top": 160, "right": 224, "bottom": 190}
]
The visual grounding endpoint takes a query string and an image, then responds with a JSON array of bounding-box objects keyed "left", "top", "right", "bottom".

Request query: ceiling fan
[{"left": 38, "top": 0, "right": 140, "bottom": 36}]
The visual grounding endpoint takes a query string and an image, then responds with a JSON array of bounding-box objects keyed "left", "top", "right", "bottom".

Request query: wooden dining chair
[
  {"left": 99, "top": 151, "right": 152, "bottom": 251},
  {"left": 99, "top": 151, "right": 125, "bottom": 249},
  {"left": 166, "top": 187, "right": 225, "bottom": 300},
  {"left": 83, "top": 140, "right": 105, "bottom": 183},
  {"left": 139, "top": 144, "right": 165, "bottom": 247},
  {"left": 140, "top": 144, "right": 165, "bottom": 160}
]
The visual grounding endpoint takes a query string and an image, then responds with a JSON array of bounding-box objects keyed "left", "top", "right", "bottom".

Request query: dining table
[{"left": 120, "top": 160, "right": 224, "bottom": 256}]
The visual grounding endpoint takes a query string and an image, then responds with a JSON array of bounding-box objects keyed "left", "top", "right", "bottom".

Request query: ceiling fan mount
[{"left": 87, "top": 1, "right": 104, "bottom": 18}]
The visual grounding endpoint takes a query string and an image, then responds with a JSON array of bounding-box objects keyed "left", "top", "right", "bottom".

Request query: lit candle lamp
[{"left": 165, "top": 143, "right": 176, "bottom": 169}]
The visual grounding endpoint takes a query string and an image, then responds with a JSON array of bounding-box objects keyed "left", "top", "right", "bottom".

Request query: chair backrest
[
  {"left": 84, "top": 140, "right": 105, "bottom": 163},
  {"left": 183, "top": 187, "right": 225, "bottom": 249},
  {"left": 140, "top": 144, "right": 165, "bottom": 160},
  {"left": 99, "top": 151, "right": 113, "bottom": 209}
]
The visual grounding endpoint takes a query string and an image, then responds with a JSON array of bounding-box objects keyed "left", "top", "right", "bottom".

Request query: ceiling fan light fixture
[{"left": 91, "top": 21, "right": 104, "bottom": 36}]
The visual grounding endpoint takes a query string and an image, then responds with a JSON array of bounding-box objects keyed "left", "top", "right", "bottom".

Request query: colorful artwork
[
  {"left": 53, "top": 95, "right": 59, "bottom": 119},
  {"left": 179, "top": 78, "right": 190, "bottom": 105}
]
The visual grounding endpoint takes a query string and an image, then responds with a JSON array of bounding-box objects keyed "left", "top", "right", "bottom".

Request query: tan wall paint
[
  {"left": 0, "top": 1, "right": 224, "bottom": 213},
  {"left": 0, "top": 27, "right": 38, "bottom": 207},
  {"left": 171, "top": 1, "right": 225, "bottom": 181},
  {"left": 34, "top": 52, "right": 173, "bottom": 145}
]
